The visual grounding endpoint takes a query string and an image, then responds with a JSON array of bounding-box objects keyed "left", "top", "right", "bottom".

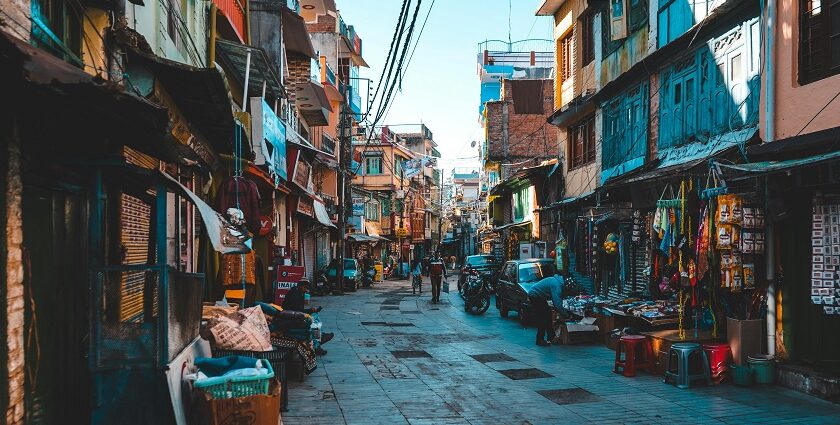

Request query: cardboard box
[
  {"left": 727, "top": 317, "right": 763, "bottom": 366},
  {"left": 194, "top": 380, "right": 281, "bottom": 425}
]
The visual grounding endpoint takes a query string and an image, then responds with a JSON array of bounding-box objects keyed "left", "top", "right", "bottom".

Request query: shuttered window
[
  {"left": 569, "top": 115, "right": 596, "bottom": 169},
  {"left": 581, "top": 11, "right": 595, "bottom": 66},
  {"left": 800, "top": 0, "right": 840, "bottom": 84},
  {"left": 560, "top": 34, "right": 573, "bottom": 81}
]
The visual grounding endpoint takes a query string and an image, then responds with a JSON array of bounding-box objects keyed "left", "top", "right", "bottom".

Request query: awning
[
  {"left": 347, "top": 234, "right": 381, "bottom": 242},
  {"left": 281, "top": 7, "right": 317, "bottom": 59},
  {"left": 441, "top": 238, "right": 459, "bottom": 244},
  {"left": 603, "top": 126, "right": 758, "bottom": 188},
  {"left": 125, "top": 48, "right": 235, "bottom": 158},
  {"left": 748, "top": 125, "right": 840, "bottom": 161},
  {"left": 0, "top": 30, "right": 197, "bottom": 166},
  {"left": 490, "top": 159, "right": 559, "bottom": 196},
  {"left": 365, "top": 222, "right": 382, "bottom": 238},
  {"left": 215, "top": 39, "right": 285, "bottom": 100},
  {"left": 299, "top": 0, "right": 336, "bottom": 17},
  {"left": 159, "top": 171, "right": 250, "bottom": 254},
  {"left": 313, "top": 200, "right": 337, "bottom": 228},
  {"left": 296, "top": 80, "right": 332, "bottom": 126},
  {"left": 717, "top": 150, "right": 840, "bottom": 175},
  {"left": 493, "top": 220, "right": 532, "bottom": 231},
  {"left": 539, "top": 191, "right": 596, "bottom": 211},
  {"left": 547, "top": 92, "right": 597, "bottom": 128}
]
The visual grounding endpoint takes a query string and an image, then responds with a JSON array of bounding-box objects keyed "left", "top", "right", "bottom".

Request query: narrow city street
[{"left": 283, "top": 277, "right": 840, "bottom": 425}]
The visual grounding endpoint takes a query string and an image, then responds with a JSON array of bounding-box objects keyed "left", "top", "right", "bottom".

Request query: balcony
[
  {"left": 320, "top": 57, "right": 337, "bottom": 88},
  {"left": 347, "top": 85, "right": 362, "bottom": 120},
  {"left": 213, "top": 0, "right": 247, "bottom": 43}
]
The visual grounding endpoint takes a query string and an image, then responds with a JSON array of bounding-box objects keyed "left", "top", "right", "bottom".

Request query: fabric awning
[
  {"left": 215, "top": 39, "right": 285, "bottom": 100},
  {"left": 126, "top": 48, "right": 234, "bottom": 158},
  {"left": 539, "top": 191, "right": 596, "bottom": 211},
  {"left": 281, "top": 7, "right": 317, "bottom": 59},
  {"left": 297, "top": 81, "right": 332, "bottom": 126},
  {"left": 347, "top": 234, "right": 381, "bottom": 242},
  {"left": 365, "top": 222, "right": 382, "bottom": 238},
  {"left": 313, "top": 200, "right": 337, "bottom": 228}
]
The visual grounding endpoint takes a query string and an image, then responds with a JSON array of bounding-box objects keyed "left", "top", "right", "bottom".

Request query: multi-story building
[{"left": 394, "top": 124, "right": 442, "bottom": 257}]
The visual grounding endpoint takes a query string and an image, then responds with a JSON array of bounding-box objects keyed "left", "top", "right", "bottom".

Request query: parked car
[
  {"left": 495, "top": 258, "right": 557, "bottom": 323},
  {"left": 324, "top": 258, "right": 362, "bottom": 292},
  {"left": 458, "top": 255, "right": 502, "bottom": 295}
]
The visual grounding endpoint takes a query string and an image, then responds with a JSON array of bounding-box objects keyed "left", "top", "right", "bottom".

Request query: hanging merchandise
[
  {"left": 631, "top": 210, "right": 643, "bottom": 244},
  {"left": 217, "top": 176, "right": 262, "bottom": 234},
  {"left": 716, "top": 194, "right": 743, "bottom": 226},
  {"left": 810, "top": 196, "right": 840, "bottom": 315}
]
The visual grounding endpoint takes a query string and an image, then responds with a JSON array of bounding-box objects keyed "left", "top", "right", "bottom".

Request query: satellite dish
[{"left": 470, "top": 141, "right": 476, "bottom": 148}]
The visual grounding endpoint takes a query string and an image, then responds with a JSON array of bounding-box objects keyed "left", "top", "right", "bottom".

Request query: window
[
  {"left": 800, "top": 0, "right": 840, "bottom": 84},
  {"left": 30, "top": 0, "right": 82, "bottom": 66},
  {"left": 513, "top": 187, "right": 531, "bottom": 222},
  {"left": 581, "top": 11, "right": 595, "bottom": 66},
  {"left": 628, "top": 0, "right": 648, "bottom": 32},
  {"left": 569, "top": 115, "right": 596, "bottom": 169},
  {"left": 560, "top": 34, "right": 573, "bottom": 81},
  {"left": 365, "top": 201, "right": 380, "bottom": 221},
  {"left": 364, "top": 155, "right": 383, "bottom": 175}
]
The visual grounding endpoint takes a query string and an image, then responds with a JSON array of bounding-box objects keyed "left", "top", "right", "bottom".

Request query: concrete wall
[
  {"left": 761, "top": 0, "right": 840, "bottom": 141},
  {"left": 127, "top": 0, "right": 208, "bottom": 67}
]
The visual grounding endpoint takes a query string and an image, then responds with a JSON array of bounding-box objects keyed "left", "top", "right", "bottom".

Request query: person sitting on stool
[{"left": 526, "top": 273, "right": 564, "bottom": 346}]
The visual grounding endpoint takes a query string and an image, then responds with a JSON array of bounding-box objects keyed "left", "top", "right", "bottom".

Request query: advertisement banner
[{"left": 274, "top": 265, "right": 306, "bottom": 305}]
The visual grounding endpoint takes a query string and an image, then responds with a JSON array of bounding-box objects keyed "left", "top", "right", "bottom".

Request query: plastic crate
[{"left": 193, "top": 359, "right": 274, "bottom": 399}]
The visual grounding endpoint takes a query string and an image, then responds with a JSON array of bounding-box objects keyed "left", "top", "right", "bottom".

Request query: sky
[{"left": 337, "top": 0, "right": 554, "bottom": 176}]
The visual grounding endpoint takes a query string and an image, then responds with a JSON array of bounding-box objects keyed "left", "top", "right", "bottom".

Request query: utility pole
[
  {"left": 336, "top": 102, "right": 348, "bottom": 294},
  {"left": 398, "top": 168, "right": 404, "bottom": 278}
]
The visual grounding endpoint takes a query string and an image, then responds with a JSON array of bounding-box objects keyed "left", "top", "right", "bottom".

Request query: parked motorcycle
[
  {"left": 313, "top": 268, "right": 330, "bottom": 296},
  {"left": 462, "top": 269, "right": 490, "bottom": 315},
  {"left": 361, "top": 268, "right": 376, "bottom": 288}
]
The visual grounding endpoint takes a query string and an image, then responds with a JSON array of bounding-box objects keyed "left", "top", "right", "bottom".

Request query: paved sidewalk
[{"left": 282, "top": 277, "right": 840, "bottom": 425}]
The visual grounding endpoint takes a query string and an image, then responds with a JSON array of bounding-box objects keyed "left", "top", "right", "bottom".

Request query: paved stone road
[{"left": 282, "top": 277, "right": 840, "bottom": 425}]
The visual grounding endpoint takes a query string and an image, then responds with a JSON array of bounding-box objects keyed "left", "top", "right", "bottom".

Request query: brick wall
[
  {"left": 4, "top": 124, "right": 24, "bottom": 425},
  {"left": 0, "top": 0, "right": 31, "bottom": 41},
  {"left": 485, "top": 79, "right": 557, "bottom": 173},
  {"left": 305, "top": 14, "right": 336, "bottom": 33}
]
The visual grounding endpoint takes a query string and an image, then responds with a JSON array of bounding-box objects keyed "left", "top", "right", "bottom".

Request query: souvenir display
[{"left": 810, "top": 198, "right": 840, "bottom": 314}]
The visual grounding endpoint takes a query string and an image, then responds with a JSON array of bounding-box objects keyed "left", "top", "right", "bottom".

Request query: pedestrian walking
[
  {"left": 526, "top": 273, "right": 564, "bottom": 346},
  {"left": 429, "top": 252, "right": 446, "bottom": 303},
  {"left": 410, "top": 257, "right": 423, "bottom": 294}
]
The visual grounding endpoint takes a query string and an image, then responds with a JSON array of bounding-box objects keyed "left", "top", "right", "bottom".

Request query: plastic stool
[
  {"left": 702, "top": 343, "right": 732, "bottom": 383},
  {"left": 614, "top": 335, "right": 654, "bottom": 377},
  {"left": 664, "top": 342, "right": 711, "bottom": 389}
]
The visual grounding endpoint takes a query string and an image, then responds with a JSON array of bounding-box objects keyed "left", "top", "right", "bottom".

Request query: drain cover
[
  {"left": 388, "top": 323, "right": 414, "bottom": 327},
  {"left": 537, "top": 388, "right": 600, "bottom": 405},
  {"left": 361, "top": 321, "right": 389, "bottom": 326},
  {"left": 391, "top": 350, "right": 431, "bottom": 358},
  {"left": 470, "top": 353, "right": 516, "bottom": 363},
  {"left": 497, "top": 368, "right": 553, "bottom": 380},
  {"left": 380, "top": 306, "right": 400, "bottom": 310},
  {"left": 401, "top": 311, "right": 421, "bottom": 314}
]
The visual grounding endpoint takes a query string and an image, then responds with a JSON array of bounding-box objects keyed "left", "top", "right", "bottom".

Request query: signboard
[
  {"left": 274, "top": 265, "right": 305, "bottom": 305},
  {"left": 297, "top": 196, "right": 314, "bottom": 217},
  {"left": 292, "top": 152, "right": 312, "bottom": 190},
  {"left": 250, "top": 98, "right": 287, "bottom": 181},
  {"left": 352, "top": 198, "right": 365, "bottom": 216},
  {"left": 395, "top": 228, "right": 409, "bottom": 237}
]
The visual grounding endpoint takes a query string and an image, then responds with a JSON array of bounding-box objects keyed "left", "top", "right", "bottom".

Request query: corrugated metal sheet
[{"left": 120, "top": 149, "right": 155, "bottom": 322}]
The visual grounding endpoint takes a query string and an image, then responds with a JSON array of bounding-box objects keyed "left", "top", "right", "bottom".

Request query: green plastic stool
[{"left": 664, "top": 342, "right": 712, "bottom": 389}]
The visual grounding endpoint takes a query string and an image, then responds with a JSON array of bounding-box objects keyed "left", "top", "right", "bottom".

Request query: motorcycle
[
  {"left": 313, "top": 268, "right": 330, "bottom": 296},
  {"left": 362, "top": 268, "right": 376, "bottom": 288},
  {"left": 462, "top": 269, "right": 490, "bottom": 315}
]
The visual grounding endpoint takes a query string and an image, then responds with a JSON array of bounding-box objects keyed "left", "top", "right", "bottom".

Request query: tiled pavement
[{"left": 282, "top": 277, "right": 840, "bottom": 425}]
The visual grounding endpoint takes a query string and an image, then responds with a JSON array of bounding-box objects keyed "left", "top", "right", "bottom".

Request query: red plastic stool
[
  {"left": 702, "top": 343, "right": 732, "bottom": 383},
  {"left": 614, "top": 335, "right": 654, "bottom": 377}
]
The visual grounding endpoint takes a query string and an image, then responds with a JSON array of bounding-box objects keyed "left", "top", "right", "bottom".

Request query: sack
[
  {"left": 202, "top": 303, "right": 239, "bottom": 321},
  {"left": 193, "top": 379, "right": 281, "bottom": 425},
  {"left": 205, "top": 306, "right": 272, "bottom": 352}
]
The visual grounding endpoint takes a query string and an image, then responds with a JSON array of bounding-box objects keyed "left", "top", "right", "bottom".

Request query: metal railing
[{"left": 477, "top": 39, "right": 554, "bottom": 54}]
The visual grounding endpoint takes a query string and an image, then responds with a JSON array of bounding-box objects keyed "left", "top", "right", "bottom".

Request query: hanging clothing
[{"left": 217, "top": 176, "right": 261, "bottom": 234}]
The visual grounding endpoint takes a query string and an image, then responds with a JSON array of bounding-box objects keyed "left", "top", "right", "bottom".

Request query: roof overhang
[
  {"left": 299, "top": 0, "right": 336, "bottom": 21},
  {"left": 296, "top": 80, "right": 333, "bottom": 126},
  {"left": 536, "top": 0, "right": 566, "bottom": 16},
  {"left": 548, "top": 92, "right": 597, "bottom": 127},
  {"left": 215, "top": 39, "right": 285, "bottom": 101},
  {"left": 282, "top": 7, "right": 318, "bottom": 59}
]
